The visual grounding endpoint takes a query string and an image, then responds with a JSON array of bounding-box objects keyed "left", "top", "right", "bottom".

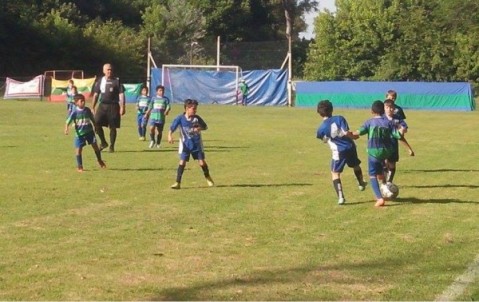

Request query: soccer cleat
[
  {"left": 156, "top": 144, "right": 160, "bottom": 149},
  {"left": 338, "top": 197, "right": 346, "bottom": 205},
  {"left": 99, "top": 143, "right": 108, "bottom": 151},
  {"left": 170, "top": 182, "right": 181, "bottom": 189},
  {"left": 108, "top": 146, "right": 114, "bottom": 153},
  {"left": 139, "top": 136, "right": 145, "bottom": 141},
  {"left": 98, "top": 160, "right": 106, "bottom": 168},
  {"left": 358, "top": 181, "right": 368, "bottom": 191},
  {"left": 77, "top": 166, "right": 84, "bottom": 173},
  {"left": 149, "top": 141, "right": 155, "bottom": 148},
  {"left": 205, "top": 176, "right": 215, "bottom": 187}
]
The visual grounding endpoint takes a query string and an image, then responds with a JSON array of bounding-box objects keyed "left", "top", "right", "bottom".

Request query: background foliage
[
  {"left": 1, "top": 0, "right": 478, "bottom": 84},
  {"left": 0, "top": 0, "right": 316, "bottom": 80},
  {"left": 304, "top": 0, "right": 479, "bottom": 83}
]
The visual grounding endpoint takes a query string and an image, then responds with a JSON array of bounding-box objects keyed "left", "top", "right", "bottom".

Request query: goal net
[{"left": 161, "top": 64, "right": 242, "bottom": 105}]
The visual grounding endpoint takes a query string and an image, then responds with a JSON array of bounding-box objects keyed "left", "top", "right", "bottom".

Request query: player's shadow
[
  {"left": 403, "top": 168, "right": 479, "bottom": 173},
  {"left": 402, "top": 184, "right": 479, "bottom": 189},
  {"left": 391, "top": 197, "right": 478, "bottom": 204},
  {"left": 215, "top": 183, "right": 313, "bottom": 188},
  {"left": 107, "top": 167, "right": 174, "bottom": 172}
]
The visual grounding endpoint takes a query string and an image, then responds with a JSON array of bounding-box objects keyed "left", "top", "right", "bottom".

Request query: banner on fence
[
  {"left": 4, "top": 75, "right": 44, "bottom": 99},
  {"left": 49, "top": 77, "right": 96, "bottom": 102},
  {"left": 124, "top": 83, "right": 143, "bottom": 103}
]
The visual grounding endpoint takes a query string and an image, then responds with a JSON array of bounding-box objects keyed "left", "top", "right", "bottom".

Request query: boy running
[
  {"left": 352, "top": 100, "right": 403, "bottom": 207},
  {"left": 146, "top": 85, "right": 170, "bottom": 148},
  {"left": 65, "top": 94, "right": 106, "bottom": 172},
  {"left": 168, "top": 99, "right": 214, "bottom": 189},
  {"left": 384, "top": 99, "right": 415, "bottom": 183},
  {"left": 316, "top": 100, "right": 367, "bottom": 205}
]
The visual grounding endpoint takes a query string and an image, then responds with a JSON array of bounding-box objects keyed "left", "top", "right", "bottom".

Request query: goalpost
[{"left": 161, "top": 64, "right": 242, "bottom": 105}]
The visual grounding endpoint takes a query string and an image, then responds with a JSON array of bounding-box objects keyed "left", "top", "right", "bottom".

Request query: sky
[{"left": 299, "top": 0, "right": 337, "bottom": 39}]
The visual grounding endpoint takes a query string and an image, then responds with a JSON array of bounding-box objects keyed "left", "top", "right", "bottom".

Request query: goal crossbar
[{"left": 161, "top": 64, "right": 242, "bottom": 104}]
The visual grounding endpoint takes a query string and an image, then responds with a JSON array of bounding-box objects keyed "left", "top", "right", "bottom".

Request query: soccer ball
[{"left": 380, "top": 183, "right": 399, "bottom": 199}]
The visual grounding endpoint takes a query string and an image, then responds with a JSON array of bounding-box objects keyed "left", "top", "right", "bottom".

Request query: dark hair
[
  {"left": 371, "top": 100, "right": 385, "bottom": 115},
  {"left": 73, "top": 93, "right": 85, "bottom": 102},
  {"left": 386, "top": 89, "right": 397, "bottom": 100},
  {"left": 383, "top": 99, "right": 395, "bottom": 107},
  {"left": 184, "top": 98, "right": 199, "bottom": 108},
  {"left": 317, "top": 100, "right": 333, "bottom": 117},
  {"left": 156, "top": 85, "right": 165, "bottom": 91}
]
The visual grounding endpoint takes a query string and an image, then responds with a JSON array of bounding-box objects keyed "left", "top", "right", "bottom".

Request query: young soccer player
[
  {"left": 352, "top": 100, "right": 403, "bottom": 207},
  {"left": 168, "top": 99, "right": 214, "bottom": 189},
  {"left": 146, "top": 85, "right": 170, "bottom": 148},
  {"left": 385, "top": 89, "right": 406, "bottom": 120},
  {"left": 135, "top": 86, "right": 150, "bottom": 141},
  {"left": 384, "top": 99, "right": 415, "bottom": 183},
  {"left": 65, "top": 80, "right": 76, "bottom": 116},
  {"left": 65, "top": 94, "right": 106, "bottom": 172},
  {"left": 316, "top": 100, "right": 367, "bottom": 205}
]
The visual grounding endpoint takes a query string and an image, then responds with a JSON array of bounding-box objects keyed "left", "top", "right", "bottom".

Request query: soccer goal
[{"left": 161, "top": 64, "right": 242, "bottom": 105}]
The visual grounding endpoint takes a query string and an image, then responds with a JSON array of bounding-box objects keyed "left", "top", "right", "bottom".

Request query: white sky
[{"left": 299, "top": 0, "right": 337, "bottom": 39}]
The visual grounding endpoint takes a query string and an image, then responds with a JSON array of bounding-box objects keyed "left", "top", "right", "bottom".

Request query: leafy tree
[
  {"left": 304, "top": 0, "right": 479, "bottom": 82},
  {"left": 141, "top": 0, "right": 206, "bottom": 65}
]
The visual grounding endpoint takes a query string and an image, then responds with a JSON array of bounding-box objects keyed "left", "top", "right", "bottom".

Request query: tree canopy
[
  {"left": 304, "top": 0, "right": 479, "bottom": 83},
  {"left": 0, "top": 0, "right": 316, "bottom": 80}
]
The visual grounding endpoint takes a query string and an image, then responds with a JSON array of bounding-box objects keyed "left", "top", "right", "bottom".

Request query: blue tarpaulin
[{"left": 150, "top": 68, "right": 287, "bottom": 106}]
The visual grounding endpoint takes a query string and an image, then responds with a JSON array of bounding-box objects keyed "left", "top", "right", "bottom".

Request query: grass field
[{"left": 0, "top": 100, "right": 478, "bottom": 300}]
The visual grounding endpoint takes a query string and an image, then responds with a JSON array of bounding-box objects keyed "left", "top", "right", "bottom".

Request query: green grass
[{"left": 0, "top": 100, "right": 478, "bottom": 300}]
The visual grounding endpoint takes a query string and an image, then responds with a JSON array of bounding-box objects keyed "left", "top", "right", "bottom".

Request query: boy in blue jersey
[
  {"left": 146, "top": 85, "right": 170, "bottom": 148},
  {"left": 168, "top": 99, "right": 214, "bottom": 189},
  {"left": 384, "top": 99, "right": 415, "bottom": 184},
  {"left": 135, "top": 86, "right": 150, "bottom": 141},
  {"left": 352, "top": 100, "right": 403, "bottom": 207},
  {"left": 316, "top": 100, "right": 367, "bottom": 205},
  {"left": 65, "top": 94, "right": 106, "bottom": 172}
]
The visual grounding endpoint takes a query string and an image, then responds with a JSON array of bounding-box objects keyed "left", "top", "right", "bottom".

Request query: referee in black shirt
[{"left": 92, "top": 63, "right": 125, "bottom": 153}]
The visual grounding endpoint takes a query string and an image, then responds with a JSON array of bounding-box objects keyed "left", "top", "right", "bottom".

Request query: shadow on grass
[
  {"left": 107, "top": 167, "right": 174, "bottom": 172},
  {"left": 110, "top": 146, "right": 246, "bottom": 153},
  {"left": 149, "top": 256, "right": 457, "bottom": 300},
  {"left": 403, "top": 168, "right": 479, "bottom": 173},
  {"left": 215, "top": 183, "right": 313, "bottom": 188},
  {"left": 392, "top": 197, "right": 478, "bottom": 204},
  {"left": 403, "top": 184, "right": 479, "bottom": 189}
]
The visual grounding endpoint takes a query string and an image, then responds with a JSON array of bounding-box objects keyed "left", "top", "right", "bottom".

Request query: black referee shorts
[{"left": 95, "top": 103, "right": 121, "bottom": 128}]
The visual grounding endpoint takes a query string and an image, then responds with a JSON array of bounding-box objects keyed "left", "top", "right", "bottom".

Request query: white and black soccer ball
[{"left": 380, "top": 183, "right": 399, "bottom": 199}]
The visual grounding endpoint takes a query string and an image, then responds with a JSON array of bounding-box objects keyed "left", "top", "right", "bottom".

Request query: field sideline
[{"left": 0, "top": 100, "right": 478, "bottom": 300}]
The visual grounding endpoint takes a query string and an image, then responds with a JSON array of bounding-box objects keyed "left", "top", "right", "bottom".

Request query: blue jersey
[
  {"left": 317, "top": 116, "right": 356, "bottom": 160},
  {"left": 170, "top": 113, "right": 207, "bottom": 153},
  {"left": 136, "top": 95, "right": 150, "bottom": 115},
  {"left": 358, "top": 116, "right": 401, "bottom": 160},
  {"left": 66, "top": 107, "right": 95, "bottom": 138}
]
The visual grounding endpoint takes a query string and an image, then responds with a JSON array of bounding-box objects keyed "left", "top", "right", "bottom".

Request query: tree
[{"left": 304, "top": 0, "right": 479, "bottom": 82}]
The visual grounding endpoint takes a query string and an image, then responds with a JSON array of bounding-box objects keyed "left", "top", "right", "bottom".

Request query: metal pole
[
  {"left": 217, "top": 36, "right": 220, "bottom": 71},
  {"left": 147, "top": 37, "right": 151, "bottom": 91}
]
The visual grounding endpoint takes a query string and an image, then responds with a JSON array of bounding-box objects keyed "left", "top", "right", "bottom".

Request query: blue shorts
[
  {"left": 74, "top": 132, "right": 97, "bottom": 148},
  {"left": 137, "top": 114, "right": 148, "bottom": 126},
  {"left": 330, "top": 147, "right": 361, "bottom": 173},
  {"left": 149, "top": 121, "right": 165, "bottom": 130},
  {"left": 180, "top": 149, "right": 205, "bottom": 162},
  {"left": 367, "top": 155, "right": 384, "bottom": 177}
]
